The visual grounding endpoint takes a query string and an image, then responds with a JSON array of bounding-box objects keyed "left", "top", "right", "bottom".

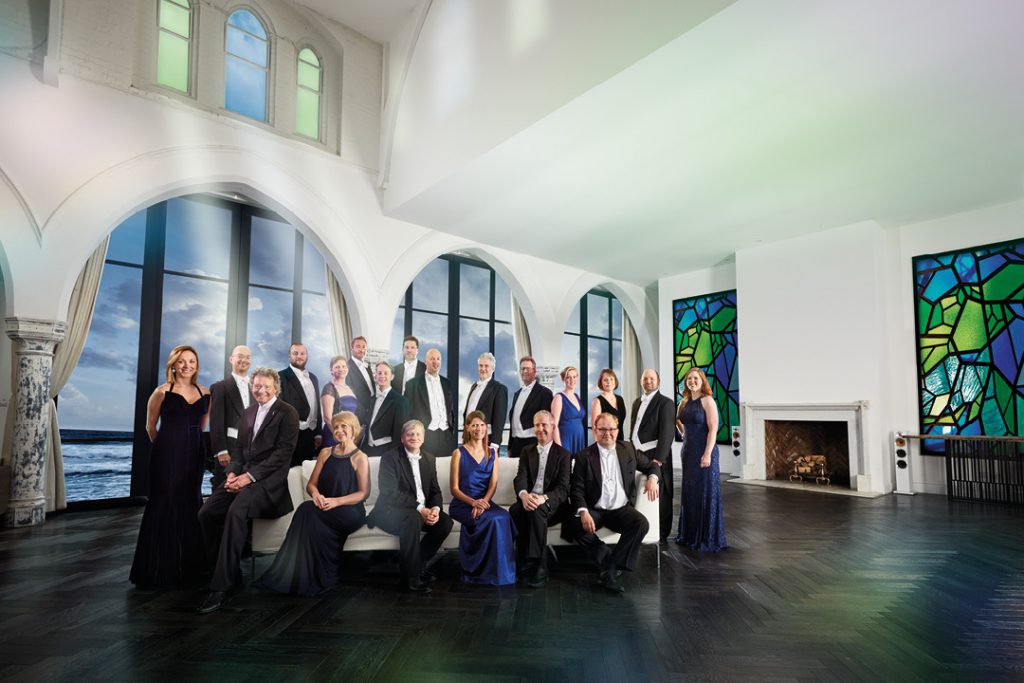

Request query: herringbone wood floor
[{"left": 2, "top": 482, "right": 1023, "bottom": 682}]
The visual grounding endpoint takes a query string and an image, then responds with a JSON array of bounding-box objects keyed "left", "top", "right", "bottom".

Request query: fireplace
[{"left": 741, "top": 402, "right": 869, "bottom": 492}]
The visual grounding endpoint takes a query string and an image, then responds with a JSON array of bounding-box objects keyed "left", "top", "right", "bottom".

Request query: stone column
[{"left": 5, "top": 317, "right": 66, "bottom": 527}]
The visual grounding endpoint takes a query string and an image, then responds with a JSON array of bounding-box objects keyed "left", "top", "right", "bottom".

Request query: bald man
[
  {"left": 208, "top": 345, "right": 254, "bottom": 489},
  {"left": 404, "top": 348, "right": 456, "bottom": 458}
]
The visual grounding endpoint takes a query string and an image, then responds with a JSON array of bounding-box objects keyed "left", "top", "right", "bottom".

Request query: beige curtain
[
  {"left": 325, "top": 265, "right": 352, "bottom": 355},
  {"left": 43, "top": 236, "right": 110, "bottom": 511},
  {"left": 621, "top": 313, "right": 642, "bottom": 420},
  {"left": 512, "top": 298, "right": 531, "bottom": 360}
]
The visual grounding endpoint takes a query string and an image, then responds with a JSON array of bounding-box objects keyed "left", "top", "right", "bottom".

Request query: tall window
[
  {"left": 562, "top": 290, "right": 623, "bottom": 417},
  {"left": 225, "top": 9, "right": 269, "bottom": 121},
  {"left": 390, "top": 255, "right": 518, "bottom": 439},
  {"left": 157, "top": 0, "right": 192, "bottom": 92},
  {"left": 295, "top": 47, "right": 321, "bottom": 140},
  {"left": 59, "top": 195, "right": 333, "bottom": 502}
]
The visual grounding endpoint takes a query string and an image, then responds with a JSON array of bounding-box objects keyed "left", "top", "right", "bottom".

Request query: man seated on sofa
[
  {"left": 562, "top": 412, "right": 660, "bottom": 594},
  {"left": 366, "top": 419, "right": 453, "bottom": 593}
]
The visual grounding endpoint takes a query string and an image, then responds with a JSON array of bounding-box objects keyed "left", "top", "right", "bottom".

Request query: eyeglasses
[{"left": 595, "top": 427, "right": 618, "bottom": 433}]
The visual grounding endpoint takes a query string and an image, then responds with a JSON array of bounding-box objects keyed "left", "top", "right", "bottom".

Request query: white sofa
[{"left": 252, "top": 455, "right": 659, "bottom": 555}]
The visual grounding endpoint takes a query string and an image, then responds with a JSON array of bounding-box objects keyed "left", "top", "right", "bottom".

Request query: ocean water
[{"left": 61, "top": 430, "right": 212, "bottom": 501}]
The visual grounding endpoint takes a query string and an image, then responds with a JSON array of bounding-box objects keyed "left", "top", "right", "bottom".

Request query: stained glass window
[
  {"left": 914, "top": 238, "right": 1024, "bottom": 452},
  {"left": 157, "top": 0, "right": 191, "bottom": 92},
  {"left": 673, "top": 289, "right": 739, "bottom": 442},
  {"left": 225, "top": 9, "right": 269, "bottom": 121},
  {"left": 295, "top": 48, "right": 321, "bottom": 139}
]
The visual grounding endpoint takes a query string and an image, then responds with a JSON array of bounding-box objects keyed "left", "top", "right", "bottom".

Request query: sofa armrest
[{"left": 634, "top": 473, "right": 660, "bottom": 544}]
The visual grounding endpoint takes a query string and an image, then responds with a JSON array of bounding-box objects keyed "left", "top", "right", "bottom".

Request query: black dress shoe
[
  {"left": 405, "top": 580, "right": 432, "bottom": 594},
  {"left": 598, "top": 571, "right": 625, "bottom": 594},
  {"left": 197, "top": 591, "right": 227, "bottom": 613},
  {"left": 526, "top": 567, "right": 548, "bottom": 589},
  {"left": 420, "top": 569, "right": 437, "bottom": 584}
]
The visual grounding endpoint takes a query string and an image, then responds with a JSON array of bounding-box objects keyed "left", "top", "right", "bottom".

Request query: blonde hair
[
  {"left": 165, "top": 345, "right": 199, "bottom": 385},
  {"left": 332, "top": 411, "right": 362, "bottom": 442}
]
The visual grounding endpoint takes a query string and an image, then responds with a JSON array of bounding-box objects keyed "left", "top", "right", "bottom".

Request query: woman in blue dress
[
  {"left": 675, "top": 368, "right": 728, "bottom": 552},
  {"left": 258, "top": 411, "right": 369, "bottom": 595},
  {"left": 320, "top": 356, "right": 359, "bottom": 448},
  {"left": 551, "top": 365, "right": 586, "bottom": 454},
  {"left": 449, "top": 411, "right": 516, "bottom": 585}
]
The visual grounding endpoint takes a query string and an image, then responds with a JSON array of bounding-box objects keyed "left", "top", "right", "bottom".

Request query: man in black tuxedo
[
  {"left": 362, "top": 361, "right": 410, "bottom": 457},
  {"left": 278, "top": 342, "right": 320, "bottom": 466},
  {"left": 562, "top": 412, "right": 660, "bottom": 593},
  {"left": 392, "top": 335, "right": 426, "bottom": 397},
  {"left": 347, "top": 335, "right": 375, "bottom": 423},
  {"left": 405, "top": 348, "right": 456, "bottom": 459},
  {"left": 509, "top": 410, "right": 570, "bottom": 588},
  {"left": 508, "top": 356, "right": 553, "bottom": 457},
  {"left": 462, "top": 352, "right": 508, "bottom": 448},
  {"left": 629, "top": 368, "right": 677, "bottom": 543},
  {"left": 208, "top": 345, "right": 253, "bottom": 490},
  {"left": 366, "top": 420, "right": 453, "bottom": 593},
  {"left": 198, "top": 367, "right": 299, "bottom": 612}
]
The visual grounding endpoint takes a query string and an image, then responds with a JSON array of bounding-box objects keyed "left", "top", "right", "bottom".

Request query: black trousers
[
  {"left": 197, "top": 485, "right": 255, "bottom": 592},
  {"left": 561, "top": 505, "right": 649, "bottom": 572},
  {"left": 640, "top": 448, "right": 674, "bottom": 540},
  {"left": 290, "top": 428, "right": 318, "bottom": 467},
  {"left": 423, "top": 428, "right": 456, "bottom": 459},
  {"left": 371, "top": 508, "right": 453, "bottom": 582},
  {"left": 508, "top": 436, "right": 537, "bottom": 459},
  {"left": 509, "top": 500, "right": 566, "bottom": 566}
]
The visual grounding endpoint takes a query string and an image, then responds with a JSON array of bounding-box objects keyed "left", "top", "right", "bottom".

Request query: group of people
[{"left": 128, "top": 335, "right": 727, "bottom": 611}]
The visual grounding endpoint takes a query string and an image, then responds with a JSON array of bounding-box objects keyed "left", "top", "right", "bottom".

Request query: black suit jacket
[
  {"left": 228, "top": 399, "right": 300, "bottom": 518},
  {"left": 464, "top": 379, "right": 508, "bottom": 446},
  {"left": 367, "top": 447, "right": 444, "bottom": 526},
  {"left": 513, "top": 441, "right": 571, "bottom": 510},
  {"left": 509, "top": 383, "right": 554, "bottom": 434},
  {"left": 405, "top": 374, "right": 456, "bottom": 434},
  {"left": 278, "top": 367, "right": 321, "bottom": 432},
  {"left": 570, "top": 441, "right": 661, "bottom": 511},
  {"left": 208, "top": 374, "right": 251, "bottom": 457},
  {"left": 391, "top": 360, "right": 427, "bottom": 395},
  {"left": 348, "top": 356, "right": 376, "bottom": 421},
  {"left": 629, "top": 392, "right": 677, "bottom": 462},
  {"left": 361, "top": 389, "right": 410, "bottom": 449}
]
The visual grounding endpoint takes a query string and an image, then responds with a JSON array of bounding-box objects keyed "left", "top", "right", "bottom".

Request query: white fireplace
[{"left": 741, "top": 401, "right": 870, "bottom": 491}]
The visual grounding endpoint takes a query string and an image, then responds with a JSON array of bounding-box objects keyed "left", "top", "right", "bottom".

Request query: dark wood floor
[{"left": 2, "top": 483, "right": 1023, "bottom": 682}]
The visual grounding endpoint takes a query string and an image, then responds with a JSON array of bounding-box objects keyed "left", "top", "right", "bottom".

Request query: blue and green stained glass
[
  {"left": 673, "top": 290, "right": 739, "bottom": 442},
  {"left": 914, "top": 238, "right": 1024, "bottom": 452}
]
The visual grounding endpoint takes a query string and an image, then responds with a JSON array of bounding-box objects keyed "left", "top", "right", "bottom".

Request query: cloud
[
  {"left": 76, "top": 347, "right": 137, "bottom": 373},
  {"left": 248, "top": 295, "right": 263, "bottom": 311}
]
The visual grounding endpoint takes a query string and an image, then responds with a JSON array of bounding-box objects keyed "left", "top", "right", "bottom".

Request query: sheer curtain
[
  {"left": 46, "top": 237, "right": 109, "bottom": 511},
  {"left": 621, "top": 314, "right": 642, "bottom": 420},
  {"left": 512, "top": 298, "right": 531, "bottom": 360},
  {"left": 325, "top": 265, "right": 352, "bottom": 355}
]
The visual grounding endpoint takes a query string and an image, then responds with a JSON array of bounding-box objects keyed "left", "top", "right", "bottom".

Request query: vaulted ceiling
[{"left": 297, "top": 0, "right": 1024, "bottom": 285}]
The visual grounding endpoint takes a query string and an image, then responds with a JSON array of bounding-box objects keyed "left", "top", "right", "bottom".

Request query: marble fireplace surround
[{"left": 741, "top": 402, "right": 870, "bottom": 492}]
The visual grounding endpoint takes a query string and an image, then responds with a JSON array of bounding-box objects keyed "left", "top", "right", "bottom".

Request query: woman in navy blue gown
[
  {"left": 551, "top": 366, "right": 586, "bottom": 454},
  {"left": 259, "top": 411, "right": 369, "bottom": 596},
  {"left": 320, "top": 356, "right": 359, "bottom": 448},
  {"left": 675, "top": 368, "right": 728, "bottom": 552},
  {"left": 130, "top": 345, "right": 209, "bottom": 587},
  {"left": 449, "top": 411, "right": 516, "bottom": 585}
]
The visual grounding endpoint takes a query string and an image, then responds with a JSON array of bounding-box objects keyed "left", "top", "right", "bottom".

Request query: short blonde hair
[{"left": 331, "top": 411, "right": 362, "bottom": 442}]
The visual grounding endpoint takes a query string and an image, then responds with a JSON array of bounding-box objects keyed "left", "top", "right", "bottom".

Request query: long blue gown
[
  {"left": 258, "top": 449, "right": 366, "bottom": 595},
  {"left": 449, "top": 445, "right": 517, "bottom": 585},
  {"left": 321, "top": 385, "right": 359, "bottom": 447},
  {"left": 675, "top": 399, "right": 728, "bottom": 552},
  {"left": 557, "top": 392, "right": 586, "bottom": 454}
]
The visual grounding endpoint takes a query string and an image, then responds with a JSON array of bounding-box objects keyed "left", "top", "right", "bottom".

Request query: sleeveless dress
[
  {"left": 130, "top": 388, "right": 209, "bottom": 587},
  {"left": 596, "top": 394, "right": 627, "bottom": 433},
  {"left": 675, "top": 399, "right": 728, "bottom": 552},
  {"left": 449, "top": 445, "right": 517, "bottom": 585},
  {"left": 320, "top": 383, "right": 360, "bottom": 447},
  {"left": 557, "top": 392, "right": 586, "bottom": 454},
  {"left": 258, "top": 449, "right": 367, "bottom": 595}
]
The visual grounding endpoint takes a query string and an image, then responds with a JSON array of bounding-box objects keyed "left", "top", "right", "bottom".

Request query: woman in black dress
[
  {"left": 130, "top": 345, "right": 209, "bottom": 587},
  {"left": 258, "top": 411, "right": 370, "bottom": 595},
  {"left": 590, "top": 368, "right": 626, "bottom": 437}
]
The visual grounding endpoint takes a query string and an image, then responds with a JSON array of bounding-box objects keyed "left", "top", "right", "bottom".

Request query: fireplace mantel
[{"left": 741, "top": 401, "right": 870, "bottom": 491}]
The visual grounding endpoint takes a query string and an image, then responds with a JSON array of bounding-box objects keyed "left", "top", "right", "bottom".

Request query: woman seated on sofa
[
  {"left": 448, "top": 411, "right": 517, "bottom": 585},
  {"left": 258, "top": 411, "right": 369, "bottom": 596}
]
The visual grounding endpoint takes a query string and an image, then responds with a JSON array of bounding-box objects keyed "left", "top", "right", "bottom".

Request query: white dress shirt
[
  {"left": 425, "top": 373, "right": 448, "bottom": 430},
  {"left": 529, "top": 441, "right": 551, "bottom": 496},
  {"left": 353, "top": 357, "right": 373, "bottom": 397},
  {"left": 594, "top": 445, "right": 629, "bottom": 511},
  {"left": 368, "top": 388, "right": 392, "bottom": 446},
  {"left": 511, "top": 381, "right": 536, "bottom": 438},
  {"left": 465, "top": 378, "right": 489, "bottom": 416},
  {"left": 402, "top": 359, "right": 418, "bottom": 392},
  {"left": 631, "top": 391, "right": 657, "bottom": 451},
  {"left": 232, "top": 372, "right": 250, "bottom": 410},
  {"left": 291, "top": 365, "right": 318, "bottom": 431},
  {"left": 406, "top": 450, "right": 426, "bottom": 510},
  {"left": 252, "top": 396, "right": 277, "bottom": 443}
]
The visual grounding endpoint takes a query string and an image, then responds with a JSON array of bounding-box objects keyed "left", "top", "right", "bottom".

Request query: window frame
[
  {"left": 155, "top": 0, "right": 195, "bottom": 95},
  {"left": 295, "top": 46, "right": 323, "bottom": 141},
  {"left": 224, "top": 7, "right": 273, "bottom": 123}
]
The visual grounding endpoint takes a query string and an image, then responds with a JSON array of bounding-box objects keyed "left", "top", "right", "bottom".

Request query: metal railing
[{"left": 900, "top": 433, "right": 1024, "bottom": 504}]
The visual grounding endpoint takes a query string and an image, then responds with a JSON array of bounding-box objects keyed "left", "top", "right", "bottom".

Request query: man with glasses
[{"left": 562, "top": 412, "right": 660, "bottom": 593}]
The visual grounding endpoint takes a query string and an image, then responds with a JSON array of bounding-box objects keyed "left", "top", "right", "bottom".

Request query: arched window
[
  {"left": 156, "top": 0, "right": 192, "bottom": 92},
  {"left": 225, "top": 9, "right": 269, "bottom": 121},
  {"left": 295, "top": 47, "right": 322, "bottom": 140},
  {"left": 562, "top": 289, "right": 624, "bottom": 414}
]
